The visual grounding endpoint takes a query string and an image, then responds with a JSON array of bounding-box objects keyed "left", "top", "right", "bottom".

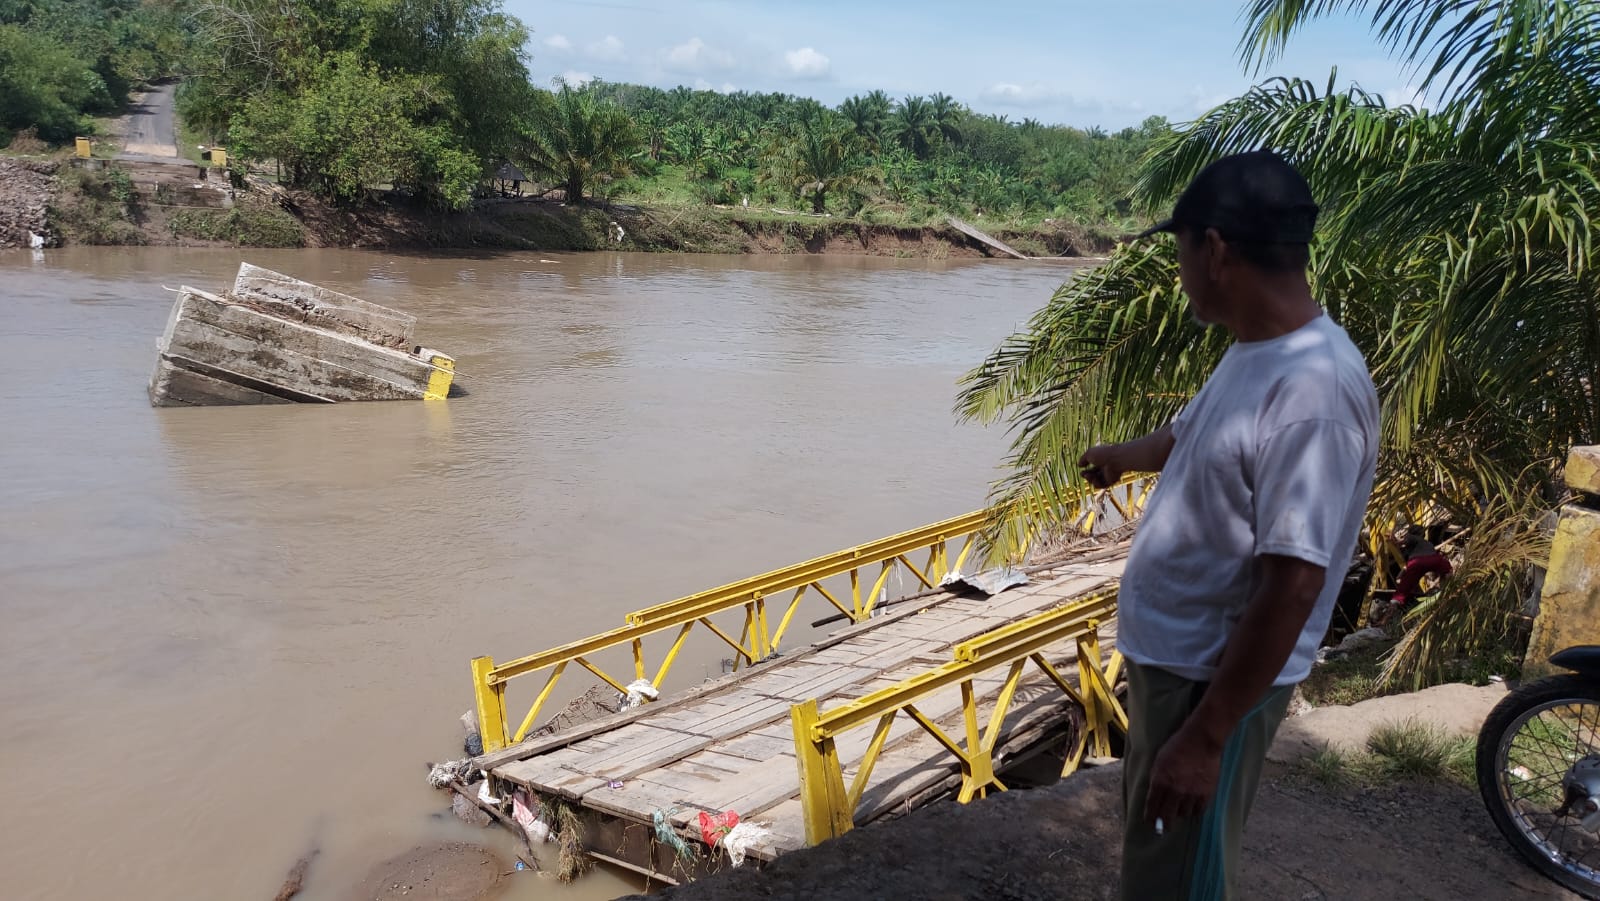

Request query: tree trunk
[
  {"left": 566, "top": 174, "right": 584, "bottom": 203},
  {"left": 811, "top": 190, "right": 826, "bottom": 214}
]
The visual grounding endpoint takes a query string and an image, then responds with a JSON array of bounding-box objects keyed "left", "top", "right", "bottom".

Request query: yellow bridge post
[
  {"left": 792, "top": 698, "right": 853, "bottom": 844},
  {"left": 471, "top": 655, "right": 509, "bottom": 753}
]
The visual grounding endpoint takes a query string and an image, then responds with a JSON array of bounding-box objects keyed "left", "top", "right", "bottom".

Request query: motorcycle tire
[{"left": 1477, "top": 673, "right": 1600, "bottom": 900}]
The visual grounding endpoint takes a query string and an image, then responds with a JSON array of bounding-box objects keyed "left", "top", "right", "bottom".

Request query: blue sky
[{"left": 506, "top": 1, "right": 1423, "bottom": 129}]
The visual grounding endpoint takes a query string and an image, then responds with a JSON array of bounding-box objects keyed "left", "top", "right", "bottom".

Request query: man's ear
[{"left": 1204, "top": 227, "right": 1227, "bottom": 280}]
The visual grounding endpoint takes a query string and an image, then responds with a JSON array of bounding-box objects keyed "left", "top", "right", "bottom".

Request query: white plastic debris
[
  {"left": 512, "top": 790, "right": 553, "bottom": 843},
  {"left": 28, "top": 231, "right": 44, "bottom": 249},
  {"left": 620, "top": 678, "right": 659, "bottom": 710},
  {"left": 427, "top": 758, "right": 476, "bottom": 788},
  {"left": 939, "top": 567, "right": 1029, "bottom": 597},
  {"left": 721, "top": 821, "right": 774, "bottom": 867},
  {"left": 474, "top": 780, "right": 502, "bottom": 805}
]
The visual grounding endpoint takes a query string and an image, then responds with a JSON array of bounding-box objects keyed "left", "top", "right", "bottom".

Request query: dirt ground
[
  {"left": 621, "top": 682, "right": 1581, "bottom": 901},
  {"left": 619, "top": 760, "right": 1575, "bottom": 901},
  {"left": 343, "top": 842, "right": 508, "bottom": 901}
]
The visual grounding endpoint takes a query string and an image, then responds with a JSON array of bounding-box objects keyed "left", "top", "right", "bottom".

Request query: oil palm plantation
[
  {"left": 893, "top": 95, "right": 938, "bottom": 158},
  {"left": 521, "top": 84, "right": 640, "bottom": 202},
  {"left": 957, "top": 0, "right": 1600, "bottom": 685},
  {"left": 764, "top": 109, "right": 876, "bottom": 214},
  {"left": 839, "top": 90, "right": 893, "bottom": 149}
]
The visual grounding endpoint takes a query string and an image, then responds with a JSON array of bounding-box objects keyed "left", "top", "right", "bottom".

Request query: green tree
[
  {"left": 839, "top": 90, "right": 891, "bottom": 148},
  {"left": 764, "top": 109, "right": 875, "bottom": 214},
  {"left": 893, "top": 95, "right": 937, "bottom": 158},
  {"left": 0, "top": 24, "right": 109, "bottom": 141},
  {"left": 230, "top": 53, "right": 481, "bottom": 208},
  {"left": 522, "top": 84, "right": 641, "bottom": 202},
  {"left": 928, "top": 92, "right": 964, "bottom": 145},
  {"left": 957, "top": 0, "right": 1597, "bottom": 685}
]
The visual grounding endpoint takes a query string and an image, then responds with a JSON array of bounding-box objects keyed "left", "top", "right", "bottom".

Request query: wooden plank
[{"left": 946, "top": 216, "right": 1028, "bottom": 259}]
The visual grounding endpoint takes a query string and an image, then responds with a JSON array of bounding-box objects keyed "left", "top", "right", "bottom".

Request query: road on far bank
[{"left": 120, "top": 81, "right": 179, "bottom": 159}]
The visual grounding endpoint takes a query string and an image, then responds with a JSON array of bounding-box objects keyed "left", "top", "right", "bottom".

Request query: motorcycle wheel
[{"left": 1477, "top": 674, "right": 1600, "bottom": 899}]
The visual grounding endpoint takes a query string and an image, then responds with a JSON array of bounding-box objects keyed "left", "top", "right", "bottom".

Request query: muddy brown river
[{"left": 0, "top": 248, "right": 1086, "bottom": 901}]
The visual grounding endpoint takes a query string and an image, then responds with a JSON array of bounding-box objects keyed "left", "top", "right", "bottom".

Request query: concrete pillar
[{"left": 1524, "top": 446, "right": 1600, "bottom": 679}]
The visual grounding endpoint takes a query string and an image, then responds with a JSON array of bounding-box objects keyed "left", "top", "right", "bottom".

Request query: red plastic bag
[{"left": 697, "top": 809, "right": 740, "bottom": 847}]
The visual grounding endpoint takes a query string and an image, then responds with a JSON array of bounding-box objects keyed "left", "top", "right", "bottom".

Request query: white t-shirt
[{"left": 1117, "top": 312, "right": 1379, "bottom": 686}]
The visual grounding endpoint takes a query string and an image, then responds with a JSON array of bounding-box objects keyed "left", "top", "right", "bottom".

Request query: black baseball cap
[{"left": 1136, "top": 150, "right": 1319, "bottom": 244}]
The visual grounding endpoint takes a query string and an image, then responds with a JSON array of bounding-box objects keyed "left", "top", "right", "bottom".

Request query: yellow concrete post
[
  {"left": 1524, "top": 446, "right": 1600, "bottom": 679},
  {"left": 470, "top": 655, "right": 509, "bottom": 753},
  {"left": 74, "top": 137, "right": 91, "bottom": 159},
  {"left": 422, "top": 353, "right": 455, "bottom": 400},
  {"left": 791, "top": 699, "right": 852, "bottom": 845}
]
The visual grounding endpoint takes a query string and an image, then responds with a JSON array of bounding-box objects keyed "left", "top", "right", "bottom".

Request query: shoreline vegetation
[{"left": 1, "top": 0, "right": 1163, "bottom": 253}]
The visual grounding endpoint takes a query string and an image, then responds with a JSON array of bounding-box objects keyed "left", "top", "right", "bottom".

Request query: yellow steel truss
[
  {"left": 790, "top": 590, "right": 1125, "bottom": 846},
  {"left": 470, "top": 480, "right": 1152, "bottom": 754}
]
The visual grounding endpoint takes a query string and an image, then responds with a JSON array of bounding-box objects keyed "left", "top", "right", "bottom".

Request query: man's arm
[
  {"left": 1079, "top": 424, "right": 1176, "bottom": 489},
  {"left": 1142, "top": 553, "right": 1325, "bottom": 822}
]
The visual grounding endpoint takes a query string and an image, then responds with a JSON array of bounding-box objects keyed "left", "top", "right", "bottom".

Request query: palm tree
[
  {"left": 929, "top": 92, "right": 964, "bottom": 146},
  {"left": 957, "top": 0, "right": 1599, "bottom": 686},
  {"left": 521, "top": 84, "right": 641, "bottom": 202},
  {"left": 763, "top": 109, "right": 876, "bottom": 214},
  {"left": 893, "top": 95, "right": 937, "bottom": 158},
  {"left": 839, "top": 92, "right": 892, "bottom": 149}
]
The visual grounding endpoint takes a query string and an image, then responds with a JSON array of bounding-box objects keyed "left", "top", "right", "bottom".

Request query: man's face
[{"left": 1175, "top": 227, "right": 1217, "bottom": 325}]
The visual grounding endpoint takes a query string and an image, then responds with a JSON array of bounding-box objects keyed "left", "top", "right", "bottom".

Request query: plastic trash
[
  {"left": 515, "top": 860, "right": 528, "bottom": 871},
  {"left": 697, "top": 809, "right": 740, "bottom": 847},
  {"left": 939, "top": 567, "right": 1028, "bottom": 597},
  {"left": 620, "top": 679, "right": 659, "bottom": 710},
  {"left": 720, "top": 820, "right": 773, "bottom": 867},
  {"left": 512, "top": 790, "right": 553, "bottom": 843},
  {"left": 474, "top": 780, "right": 502, "bottom": 805}
]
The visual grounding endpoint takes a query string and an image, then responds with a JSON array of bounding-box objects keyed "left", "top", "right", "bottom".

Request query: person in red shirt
[{"left": 1373, "top": 534, "right": 1453, "bottom": 626}]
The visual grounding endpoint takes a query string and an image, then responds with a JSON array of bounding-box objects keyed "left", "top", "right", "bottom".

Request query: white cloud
[
  {"left": 557, "top": 70, "right": 594, "bottom": 88},
  {"left": 692, "top": 78, "right": 737, "bottom": 94},
  {"left": 1386, "top": 84, "right": 1424, "bottom": 109},
  {"left": 783, "top": 47, "right": 830, "bottom": 79},
  {"left": 980, "top": 81, "right": 1066, "bottom": 107},
  {"left": 544, "top": 34, "right": 572, "bottom": 51},
  {"left": 666, "top": 37, "right": 735, "bottom": 72},
  {"left": 586, "top": 35, "right": 625, "bottom": 61}
]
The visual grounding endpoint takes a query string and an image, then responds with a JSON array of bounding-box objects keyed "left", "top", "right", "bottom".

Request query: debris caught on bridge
[
  {"left": 939, "top": 566, "right": 1029, "bottom": 597},
  {"left": 147, "top": 262, "right": 456, "bottom": 407}
]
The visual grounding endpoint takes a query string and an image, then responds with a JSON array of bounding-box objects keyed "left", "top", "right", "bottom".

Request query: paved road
[{"left": 120, "top": 81, "right": 178, "bottom": 158}]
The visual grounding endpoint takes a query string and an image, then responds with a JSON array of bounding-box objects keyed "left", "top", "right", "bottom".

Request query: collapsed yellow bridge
[{"left": 463, "top": 480, "right": 1152, "bottom": 884}]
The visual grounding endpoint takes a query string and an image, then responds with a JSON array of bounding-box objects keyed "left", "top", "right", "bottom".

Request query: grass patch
[
  {"left": 1300, "top": 744, "right": 1354, "bottom": 788},
  {"left": 1300, "top": 639, "right": 1398, "bottom": 707},
  {"left": 49, "top": 166, "right": 146, "bottom": 245},
  {"left": 1294, "top": 719, "right": 1475, "bottom": 788},
  {"left": 168, "top": 204, "right": 304, "bottom": 247}
]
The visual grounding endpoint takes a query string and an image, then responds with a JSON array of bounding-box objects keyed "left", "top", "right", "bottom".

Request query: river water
[{"left": 0, "top": 248, "right": 1085, "bottom": 901}]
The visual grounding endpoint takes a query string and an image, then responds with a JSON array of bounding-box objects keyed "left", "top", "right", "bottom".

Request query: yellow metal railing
[
  {"left": 789, "top": 589, "right": 1124, "bottom": 845},
  {"left": 470, "top": 478, "right": 1152, "bottom": 754}
]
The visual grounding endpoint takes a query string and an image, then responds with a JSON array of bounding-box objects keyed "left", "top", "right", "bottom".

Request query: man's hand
[
  {"left": 1144, "top": 720, "right": 1225, "bottom": 824},
  {"left": 1079, "top": 425, "right": 1175, "bottom": 489},
  {"left": 1079, "top": 443, "right": 1128, "bottom": 489}
]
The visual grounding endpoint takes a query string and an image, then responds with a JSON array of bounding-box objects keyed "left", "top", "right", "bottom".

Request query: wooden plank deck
[
  {"left": 484, "top": 550, "right": 1128, "bottom": 867},
  {"left": 946, "top": 216, "right": 1029, "bottom": 259}
]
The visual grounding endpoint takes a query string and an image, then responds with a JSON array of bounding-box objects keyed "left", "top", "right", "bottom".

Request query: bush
[
  {"left": 0, "top": 25, "right": 109, "bottom": 143},
  {"left": 168, "top": 206, "right": 304, "bottom": 247}
]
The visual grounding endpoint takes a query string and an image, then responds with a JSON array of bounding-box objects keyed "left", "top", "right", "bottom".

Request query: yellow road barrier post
[
  {"left": 471, "top": 655, "right": 509, "bottom": 753},
  {"left": 792, "top": 698, "right": 853, "bottom": 844}
]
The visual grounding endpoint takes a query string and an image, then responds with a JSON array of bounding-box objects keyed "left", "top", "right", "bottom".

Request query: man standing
[{"left": 1079, "top": 151, "right": 1379, "bottom": 901}]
